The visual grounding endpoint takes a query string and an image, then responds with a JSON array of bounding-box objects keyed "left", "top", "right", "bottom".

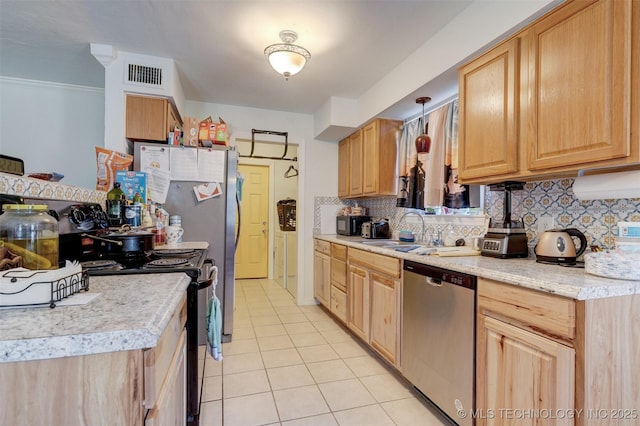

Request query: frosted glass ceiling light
[{"left": 264, "top": 30, "right": 310, "bottom": 80}]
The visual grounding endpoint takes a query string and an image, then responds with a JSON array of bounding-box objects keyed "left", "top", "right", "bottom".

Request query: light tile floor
[{"left": 199, "top": 278, "right": 451, "bottom": 426}]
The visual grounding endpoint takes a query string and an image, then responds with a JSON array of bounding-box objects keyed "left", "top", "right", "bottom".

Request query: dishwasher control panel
[{"left": 403, "top": 261, "right": 476, "bottom": 290}]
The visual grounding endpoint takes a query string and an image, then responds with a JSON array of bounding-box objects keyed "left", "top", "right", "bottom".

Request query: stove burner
[
  {"left": 151, "top": 249, "right": 197, "bottom": 258},
  {"left": 81, "top": 259, "right": 124, "bottom": 271},
  {"left": 145, "top": 258, "right": 190, "bottom": 268}
]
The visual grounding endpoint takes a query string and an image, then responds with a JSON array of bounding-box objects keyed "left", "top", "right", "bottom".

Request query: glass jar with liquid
[{"left": 0, "top": 204, "right": 59, "bottom": 269}]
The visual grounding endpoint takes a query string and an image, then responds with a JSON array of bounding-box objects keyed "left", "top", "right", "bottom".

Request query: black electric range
[
  {"left": 81, "top": 247, "right": 212, "bottom": 426},
  {"left": 47, "top": 200, "right": 212, "bottom": 426}
]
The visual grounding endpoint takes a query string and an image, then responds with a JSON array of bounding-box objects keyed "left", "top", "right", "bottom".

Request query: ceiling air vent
[{"left": 127, "top": 63, "right": 163, "bottom": 86}]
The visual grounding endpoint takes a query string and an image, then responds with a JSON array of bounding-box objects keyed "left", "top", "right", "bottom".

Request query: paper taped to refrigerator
[
  {"left": 198, "top": 149, "right": 226, "bottom": 182},
  {"left": 144, "top": 166, "right": 171, "bottom": 204},
  {"left": 170, "top": 148, "right": 199, "bottom": 180},
  {"left": 138, "top": 145, "right": 170, "bottom": 172}
]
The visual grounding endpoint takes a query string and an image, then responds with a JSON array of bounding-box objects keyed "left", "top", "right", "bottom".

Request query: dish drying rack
[{"left": 0, "top": 268, "right": 89, "bottom": 308}]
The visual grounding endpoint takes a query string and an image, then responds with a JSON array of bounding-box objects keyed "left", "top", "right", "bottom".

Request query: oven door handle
[{"left": 197, "top": 259, "right": 215, "bottom": 290}]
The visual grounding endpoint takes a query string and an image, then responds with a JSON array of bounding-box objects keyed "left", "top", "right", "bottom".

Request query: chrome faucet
[{"left": 398, "top": 210, "right": 426, "bottom": 243}]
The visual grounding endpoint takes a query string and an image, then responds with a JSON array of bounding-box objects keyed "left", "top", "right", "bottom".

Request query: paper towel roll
[{"left": 572, "top": 170, "right": 640, "bottom": 201}]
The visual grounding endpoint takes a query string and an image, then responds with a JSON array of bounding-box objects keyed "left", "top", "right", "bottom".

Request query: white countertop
[
  {"left": 0, "top": 273, "right": 190, "bottom": 363},
  {"left": 316, "top": 235, "right": 640, "bottom": 301}
]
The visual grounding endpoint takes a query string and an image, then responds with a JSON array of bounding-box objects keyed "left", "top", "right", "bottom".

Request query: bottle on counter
[
  {"left": 154, "top": 209, "right": 166, "bottom": 245},
  {"left": 0, "top": 204, "right": 59, "bottom": 269},
  {"left": 106, "top": 182, "right": 126, "bottom": 227}
]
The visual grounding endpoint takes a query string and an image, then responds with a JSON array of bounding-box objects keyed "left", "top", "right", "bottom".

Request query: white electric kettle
[{"left": 535, "top": 228, "right": 587, "bottom": 265}]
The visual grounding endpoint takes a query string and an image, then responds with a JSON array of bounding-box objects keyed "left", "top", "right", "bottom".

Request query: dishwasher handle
[{"left": 425, "top": 276, "right": 443, "bottom": 287}]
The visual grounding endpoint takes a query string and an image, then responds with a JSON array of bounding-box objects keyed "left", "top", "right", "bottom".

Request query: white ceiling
[{"left": 0, "top": 1, "right": 554, "bottom": 122}]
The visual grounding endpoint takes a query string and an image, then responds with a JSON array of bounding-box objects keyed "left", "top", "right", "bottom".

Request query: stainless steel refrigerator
[{"left": 134, "top": 142, "right": 238, "bottom": 343}]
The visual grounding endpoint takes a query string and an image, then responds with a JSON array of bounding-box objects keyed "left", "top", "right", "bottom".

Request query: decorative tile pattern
[
  {"left": 314, "top": 195, "right": 487, "bottom": 242},
  {"left": 0, "top": 172, "right": 106, "bottom": 204},
  {"left": 315, "top": 177, "right": 640, "bottom": 250},
  {"left": 485, "top": 178, "right": 640, "bottom": 249}
]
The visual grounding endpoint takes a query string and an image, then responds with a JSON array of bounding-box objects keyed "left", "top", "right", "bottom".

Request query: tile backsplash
[{"left": 315, "top": 177, "right": 640, "bottom": 250}]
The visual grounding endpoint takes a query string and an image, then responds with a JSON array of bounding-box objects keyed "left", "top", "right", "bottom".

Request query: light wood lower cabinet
[
  {"left": 0, "top": 295, "right": 187, "bottom": 426},
  {"left": 313, "top": 240, "right": 331, "bottom": 307},
  {"left": 478, "top": 278, "right": 640, "bottom": 426},
  {"left": 330, "top": 243, "right": 348, "bottom": 323},
  {"left": 145, "top": 329, "right": 187, "bottom": 426},
  {"left": 347, "top": 263, "right": 370, "bottom": 341},
  {"left": 347, "top": 248, "right": 401, "bottom": 367},
  {"left": 477, "top": 278, "right": 575, "bottom": 425},
  {"left": 369, "top": 272, "right": 401, "bottom": 366}
]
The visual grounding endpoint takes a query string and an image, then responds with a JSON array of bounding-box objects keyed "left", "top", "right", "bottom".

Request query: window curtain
[
  {"left": 396, "top": 100, "right": 465, "bottom": 209},
  {"left": 443, "top": 100, "right": 470, "bottom": 208},
  {"left": 396, "top": 119, "right": 421, "bottom": 207}
]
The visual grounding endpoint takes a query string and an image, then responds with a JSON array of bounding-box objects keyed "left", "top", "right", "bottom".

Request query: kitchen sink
[{"left": 360, "top": 240, "right": 419, "bottom": 249}]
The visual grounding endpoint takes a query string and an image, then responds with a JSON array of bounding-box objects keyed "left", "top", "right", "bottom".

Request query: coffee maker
[{"left": 480, "top": 181, "right": 529, "bottom": 258}]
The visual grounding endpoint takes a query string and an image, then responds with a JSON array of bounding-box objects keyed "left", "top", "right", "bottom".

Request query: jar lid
[{"left": 3, "top": 204, "right": 48, "bottom": 211}]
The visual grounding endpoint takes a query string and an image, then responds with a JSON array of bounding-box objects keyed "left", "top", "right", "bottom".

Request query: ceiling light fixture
[{"left": 264, "top": 30, "right": 311, "bottom": 80}]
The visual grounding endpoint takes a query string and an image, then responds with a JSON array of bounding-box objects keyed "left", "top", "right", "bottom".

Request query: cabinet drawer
[
  {"left": 143, "top": 294, "right": 187, "bottom": 408},
  {"left": 331, "top": 243, "right": 347, "bottom": 261},
  {"left": 330, "top": 285, "right": 347, "bottom": 324},
  {"left": 314, "top": 239, "right": 331, "bottom": 255},
  {"left": 331, "top": 257, "right": 347, "bottom": 292},
  {"left": 348, "top": 248, "right": 401, "bottom": 279},
  {"left": 478, "top": 278, "right": 575, "bottom": 341}
]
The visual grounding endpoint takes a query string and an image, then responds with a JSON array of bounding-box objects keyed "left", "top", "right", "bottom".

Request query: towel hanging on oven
[{"left": 206, "top": 266, "right": 222, "bottom": 361}]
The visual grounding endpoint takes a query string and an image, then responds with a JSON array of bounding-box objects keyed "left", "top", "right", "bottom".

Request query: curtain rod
[{"left": 403, "top": 95, "right": 458, "bottom": 125}]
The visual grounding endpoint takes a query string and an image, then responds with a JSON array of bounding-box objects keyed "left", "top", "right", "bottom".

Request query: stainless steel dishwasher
[{"left": 402, "top": 260, "right": 476, "bottom": 426}]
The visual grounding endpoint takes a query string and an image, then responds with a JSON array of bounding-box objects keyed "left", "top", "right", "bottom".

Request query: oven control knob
[
  {"left": 70, "top": 208, "right": 86, "bottom": 225},
  {"left": 92, "top": 210, "right": 109, "bottom": 229}
]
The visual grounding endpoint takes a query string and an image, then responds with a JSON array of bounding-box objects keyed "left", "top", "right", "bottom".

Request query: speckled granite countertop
[
  {"left": 0, "top": 273, "right": 190, "bottom": 363},
  {"left": 316, "top": 235, "right": 640, "bottom": 301}
]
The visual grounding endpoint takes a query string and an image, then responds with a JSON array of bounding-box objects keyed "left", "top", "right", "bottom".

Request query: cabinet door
[
  {"left": 313, "top": 251, "right": 330, "bottom": 307},
  {"left": 362, "top": 121, "right": 379, "bottom": 195},
  {"left": 347, "top": 264, "right": 370, "bottom": 342},
  {"left": 330, "top": 285, "right": 347, "bottom": 324},
  {"left": 145, "top": 330, "right": 187, "bottom": 426},
  {"left": 126, "top": 95, "right": 168, "bottom": 141},
  {"left": 458, "top": 38, "right": 520, "bottom": 181},
  {"left": 476, "top": 315, "right": 575, "bottom": 426},
  {"left": 338, "top": 138, "right": 350, "bottom": 198},
  {"left": 369, "top": 272, "right": 400, "bottom": 366},
  {"left": 525, "top": 0, "right": 632, "bottom": 170},
  {"left": 165, "top": 102, "right": 182, "bottom": 136},
  {"left": 348, "top": 130, "right": 363, "bottom": 196}
]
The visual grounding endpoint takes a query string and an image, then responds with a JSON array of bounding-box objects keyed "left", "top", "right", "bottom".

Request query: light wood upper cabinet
[
  {"left": 338, "top": 138, "right": 350, "bottom": 198},
  {"left": 458, "top": 38, "right": 520, "bottom": 182},
  {"left": 126, "top": 95, "right": 182, "bottom": 142},
  {"left": 458, "top": 0, "right": 639, "bottom": 184},
  {"left": 525, "top": 0, "right": 632, "bottom": 170},
  {"left": 362, "top": 119, "right": 401, "bottom": 195},
  {"left": 339, "top": 119, "right": 402, "bottom": 198},
  {"left": 348, "top": 130, "right": 363, "bottom": 196}
]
